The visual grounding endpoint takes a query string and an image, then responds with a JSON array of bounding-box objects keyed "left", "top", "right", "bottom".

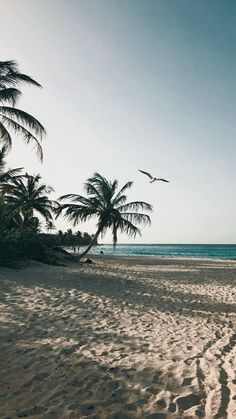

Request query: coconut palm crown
[
  {"left": 0, "top": 145, "right": 22, "bottom": 187},
  {"left": 4, "top": 173, "right": 57, "bottom": 230},
  {"left": 58, "top": 173, "right": 152, "bottom": 258},
  {"left": 0, "top": 146, "right": 23, "bottom": 232},
  {"left": 0, "top": 60, "right": 46, "bottom": 161}
]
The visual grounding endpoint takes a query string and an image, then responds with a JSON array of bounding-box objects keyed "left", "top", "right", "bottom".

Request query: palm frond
[
  {"left": 59, "top": 193, "right": 95, "bottom": 207},
  {"left": 33, "top": 204, "right": 53, "bottom": 221},
  {"left": 0, "top": 60, "right": 18, "bottom": 73},
  {"left": 0, "top": 114, "right": 43, "bottom": 161},
  {"left": 0, "top": 145, "right": 8, "bottom": 167},
  {"left": 0, "top": 167, "right": 23, "bottom": 182},
  {"left": 0, "top": 122, "right": 12, "bottom": 150},
  {"left": 22, "top": 174, "right": 54, "bottom": 196},
  {"left": 84, "top": 181, "right": 104, "bottom": 202},
  {"left": 59, "top": 204, "right": 97, "bottom": 226},
  {"left": 59, "top": 193, "right": 81, "bottom": 201},
  {"left": 87, "top": 173, "right": 115, "bottom": 203},
  {"left": 0, "top": 61, "right": 42, "bottom": 88},
  {"left": 121, "top": 212, "right": 151, "bottom": 226},
  {"left": 110, "top": 179, "right": 118, "bottom": 196},
  {"left": 34, "top": 184, "right": 54, "bottom": 195},
  {"left": 117, "top": 201, "right": 153, "bottom": 212},
  {"left": 112, "top": 194, "right": 127, "bottom": 207},
  {"left": 113, "top": 181, "right": 133, "bottom": 203},
  {"left": 87, "top": 172, "right": 107, "bottom": 185},
  {"left": 0, "top": 61, "right": 45, "bottom": 160},
  {"left": 0, "top": 73, "right": 42, "bottom": 89},
  {"left": 0, "top": 107, "right": 45, "bottom": 136},
  {"left": 0, "top": 88, "right": 21, "bottom": 105},
  {"left": 119, "top": 217, "right": 141, "bottom": 238}
]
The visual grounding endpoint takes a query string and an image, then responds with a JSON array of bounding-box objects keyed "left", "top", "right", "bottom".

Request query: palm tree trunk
[{"left": 78, "top": 228, "right": 101, "bottom": 260}]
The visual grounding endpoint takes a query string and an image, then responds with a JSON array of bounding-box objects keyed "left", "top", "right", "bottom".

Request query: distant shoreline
[
  {"left": 65, "top": 243, "right": 236, "bottom": 261},
  {"left": 97, "top": 243, "right": 236, "bottom": 246},
  {"left": 87, "top": 253, "right": 236, "bottom": 264}
]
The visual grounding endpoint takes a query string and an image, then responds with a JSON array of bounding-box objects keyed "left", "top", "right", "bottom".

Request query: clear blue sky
[{"left": 1, "top": 0, "right": 236, "bottom": 243}]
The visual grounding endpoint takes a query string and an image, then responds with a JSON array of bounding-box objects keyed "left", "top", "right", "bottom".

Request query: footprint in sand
[
  {"left": 176, "top": 393, "right": 200, "bottom": 411},
  {"left": 152, "top": 372, "right": 162, "bottom": 384},
  {"left": 182, "top": 377, "right": 194, "bottom": 386},
  {"left": 168, "top": 402, "right": 176, "bottom": 413},
  {"left": 155, "top": 398, "right": 167, "bottom": 409}
]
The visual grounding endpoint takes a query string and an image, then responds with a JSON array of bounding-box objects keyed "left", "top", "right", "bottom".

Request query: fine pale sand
[{"left": 1, "top": 256, "right": 236, "bottom": 418}]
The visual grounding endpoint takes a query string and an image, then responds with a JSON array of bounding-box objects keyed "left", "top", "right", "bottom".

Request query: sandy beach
[{"left": 1, "top": 256, "right": 236, "bottom": 418}]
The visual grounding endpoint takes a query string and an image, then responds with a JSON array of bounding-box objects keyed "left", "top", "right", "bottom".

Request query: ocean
[{"left": 84, "top": 244, "right": 236, "bottom": 260}]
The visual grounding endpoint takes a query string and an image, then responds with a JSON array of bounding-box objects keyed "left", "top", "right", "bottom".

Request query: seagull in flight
[{"left": 139, "top": 169, "right": 169, "bottom": 183}]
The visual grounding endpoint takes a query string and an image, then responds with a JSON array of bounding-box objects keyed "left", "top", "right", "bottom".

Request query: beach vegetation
[{"left": 0, "top": 60, "right": 152, "bottom": 266}]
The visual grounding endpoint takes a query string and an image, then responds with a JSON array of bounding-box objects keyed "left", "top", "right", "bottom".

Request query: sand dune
[{"left": 1, "top": 256, "right": 236, "bottom": 418}]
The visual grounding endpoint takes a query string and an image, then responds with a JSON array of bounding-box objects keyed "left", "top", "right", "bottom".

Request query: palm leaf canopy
[
  {"left": 4, "top": 173, "right": 57, "bottom": 224},
  {"left": 0, "top": 146, "right": 22, "bottom": 188},
  {"left": 0, "top": 60, "right": 45, "bottom": 160},
  {"left": 58, "top": 172, "right": 152, "bottom": 247}
]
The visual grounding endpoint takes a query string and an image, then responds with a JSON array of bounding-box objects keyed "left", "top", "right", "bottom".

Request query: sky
[{"left": 1, "top": 0, "right": 236, "bottom": 243}]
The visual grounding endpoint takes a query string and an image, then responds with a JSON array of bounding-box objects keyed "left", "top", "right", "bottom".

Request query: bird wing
[
  {"left": 138, "top": 169, "right": 153, "bottom": 180},
  {"left": 157, "top": 178, "right": 169, "bottom": 183}
]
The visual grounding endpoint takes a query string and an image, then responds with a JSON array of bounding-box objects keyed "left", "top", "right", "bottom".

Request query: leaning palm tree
[
  {"left": 0, "top": 60, "right": 45, "bottom": 160},
  {"left": 57, "top": 173, "right": 152, "bottom": 259},
  {"left": 4, "top": 173, "right": 57, "bottom": 231}
]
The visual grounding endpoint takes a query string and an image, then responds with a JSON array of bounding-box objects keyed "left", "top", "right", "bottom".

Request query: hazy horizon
[{"left": 1, "top": 0, "right": 236, "bottom": 244}]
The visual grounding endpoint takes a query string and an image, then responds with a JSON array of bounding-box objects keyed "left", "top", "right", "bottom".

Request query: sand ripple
[{"left": 1, "top": 257, "right": 236, "bottom": 418}]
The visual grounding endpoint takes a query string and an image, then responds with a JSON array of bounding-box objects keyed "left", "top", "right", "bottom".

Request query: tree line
[{"left": 43, "top": 230, "right": 98, "bottom": 247}]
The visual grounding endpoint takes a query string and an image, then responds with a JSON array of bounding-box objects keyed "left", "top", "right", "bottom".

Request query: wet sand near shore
[{"left": 1, "top": 256, "right": 236, "bottom": 418}]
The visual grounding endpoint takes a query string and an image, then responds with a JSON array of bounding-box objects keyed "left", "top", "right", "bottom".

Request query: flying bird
[{"left": 138, "top": 169, "right": 169, "bottom": 183}]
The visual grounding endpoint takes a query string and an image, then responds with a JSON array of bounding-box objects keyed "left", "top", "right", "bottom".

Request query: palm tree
[
  {"left": 45, "top": 219, "right": 56, "bottom": 232},
  {"left": 4, "top": 173, "right": 57, "bottom": 232},
  {"left": 0, "top": 146, "right": 22, "bottom": 187},
  {"left": 57, "top": 173, "right": 152, "bottom": 259},
  {"left": 0, "top": 146, "right": 23, "bottom": 233},
  {"left": 57, "top": 229, "right": 64, "bottom": 245},
  {"left": 0, "top": 60, "right": 46, "bottom": 160},
  {"left": 75, "top": 230, "right": 82, "bottom": 243}
]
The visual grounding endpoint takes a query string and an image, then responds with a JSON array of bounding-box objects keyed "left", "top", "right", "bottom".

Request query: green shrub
[{"left": 0, "top": 233, "right": 48, "bottom": 266}]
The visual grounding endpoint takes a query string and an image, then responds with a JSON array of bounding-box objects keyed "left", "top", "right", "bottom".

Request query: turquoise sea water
[{"left": 86, "top": 244, "right": 236, "bottom": 260}]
